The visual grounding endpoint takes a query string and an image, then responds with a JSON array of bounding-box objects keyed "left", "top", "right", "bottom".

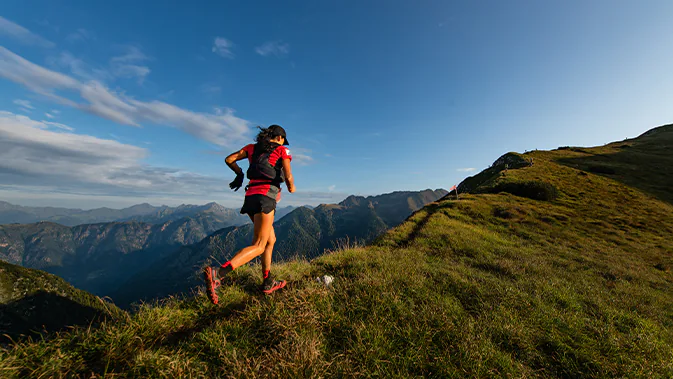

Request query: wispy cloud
[
  {"left": 212, "top": 37, "right": 234, "bottom": 58},
  {"left": 0, "top": 46, "right": 251, "bottom": 147},
  {"left": 13, "top": 99, "right": 34, "bottom": 109},
  {"left": 66, "top": 28, "right": 95, "bottom": 43},
  {"left": 35, "top": 19, "right": 59, "bottom": 33},
  {"left": 255, "top": 41, "right": 290, "bottom": 57},
  {"left": 0, "top": 114, "right": 344, "bottom": 208},
  {"left": 42, "top": 120, "right": 74, "bottom": 131},
  {"left": 328, "top": 185, "right": 336, "bottom": 192},
  {"left": 201, "top": 83, "right": 222, "bottom": 94},
  {"left": 286, "top": 147, "right": 313, "bottom": 166},
  {"left": 456, "top": 167, "right": 477, "bottom": 172},
  {"left": 49, "top": 46, "right": 151, "bottom": 84},
  {"left": 0, "top": 111, "right": 233, "bottom": 198},
  {"left": 0, "top": 16, "right": 55, "bottom": 48},
  {"left": 45, "top": 109, "right": 61, "bottom": 119},
  {"left": 110, "top": 46, "right": 148, "bottom": 64},
  {"left": 48, "top": 52, "right": 112, "bottom": 82},
  {"left": 110, "top": 46, "right": 151, "bottom": 84},
  {"left": 112, "top": 64, "right": 151, "bottom": 83}
]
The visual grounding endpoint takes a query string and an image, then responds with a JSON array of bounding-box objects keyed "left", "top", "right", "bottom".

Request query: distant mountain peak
[{"left": 339, "top": 195, "right": 366, "bottom": 207}]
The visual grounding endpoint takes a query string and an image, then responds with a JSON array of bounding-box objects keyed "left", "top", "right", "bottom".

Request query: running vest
[{"left": 246, "top": 143, "right": 285, "bottom": 187}]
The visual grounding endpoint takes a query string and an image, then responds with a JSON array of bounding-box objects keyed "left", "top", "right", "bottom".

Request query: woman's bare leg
[
  {"left": 262, "top": 226, "right": 276, "bottom": 273},
  {"left": 229, "top": 210, "right": 275, "bottom": 270},
  {"left": 245, "top": 214, "right": 276, "bottom": 275}
]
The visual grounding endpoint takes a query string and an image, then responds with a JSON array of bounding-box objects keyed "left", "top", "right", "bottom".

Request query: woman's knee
[{"left": 252, "top": 237, "right": 269, "bottom": 249}]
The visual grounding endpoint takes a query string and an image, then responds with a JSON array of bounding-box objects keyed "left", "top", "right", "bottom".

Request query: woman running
[{"left": 203, "top": 124, "right": 295, "bottom": 304}]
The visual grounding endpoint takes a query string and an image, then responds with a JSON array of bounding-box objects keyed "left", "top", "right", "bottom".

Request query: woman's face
[{"left": 271, "top": 135, "right": 285, "bottom": 145}]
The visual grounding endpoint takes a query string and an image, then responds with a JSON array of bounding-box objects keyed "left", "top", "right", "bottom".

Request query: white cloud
[
  {"left": 110, "top": 46, "right": 146, "bottom": 63},
  {"left": 0, "top": 111, "right": 232, "bottom": 197},
  {"left": 49, "top": 47, "right": 151, "bottom": 84},
  {"left": 255, "top": 41, "right": 290, "bottom": 57},
  {"left": 328, "top": 185, "right": 336, "bottom": 192},
  {"left": 45, "top": 112, "right": 55, "bottom": 118},
  {"left": 456, "top": 168, "right": 477, "bottom": 172},
  {"left": 42, "top": 120, "right": 74, "bottom": 131},
  {"left": 66, "top": 28, "right": 95, "bottom": 43},
  {"left": 212, "top": 37, "right": 234, "bottom": 58},
  {"left": 0, "top": 47, "right": 79, "bottom": 104},
  {"left": 110, "top": 46, "right": 151, "bottom": 83},
  {"left": 48, "top": 52, "right": 111, "bottom": 82},
  {"left": 51, "top": 109, "right": 61, "bottom": 114},
  {"left": 112, "top": 64, "right": 151, "bottom": 82},
  {"left": 0, "top": 114, "right": 342, "bottom": 208},
  {"left": 286, "top": 146, "right": 313, "bottom": 166},
  {"left": 79, "top": 81, "right": 140, "bottom": 125},
  {"left": 0, "top": 111, "right": 73, "bottom": 132},
  {"left": 13, "top": 99, "right": 34, "bottom": 109},
  {"left": 0, "top": 16, "right": 55, "bottom": 48},
  {"left": 0, "top": 47, "right": 252, "bottom": 147},
  {"left": 201, "top": 83, "right": 222, "bottom": 94},
  {"left": 292, "top": 153, "right": 314, "bottom": 165}
]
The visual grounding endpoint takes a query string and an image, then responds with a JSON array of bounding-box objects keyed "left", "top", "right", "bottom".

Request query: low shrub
[
  {"left": 489, "top": 180, "right": 559, "bottom": 201},
  {"left": 587, "top": 165, "right": 617, "bottom": 175}
]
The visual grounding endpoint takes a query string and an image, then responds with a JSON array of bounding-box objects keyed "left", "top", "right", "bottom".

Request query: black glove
[{"left": 229, "top": 173, "right": 244, "bottom": 191}]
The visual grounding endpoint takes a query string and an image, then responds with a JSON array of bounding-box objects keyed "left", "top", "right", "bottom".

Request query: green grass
[{"left": 1, "top": 126, "right": 672, "bottom": 378}]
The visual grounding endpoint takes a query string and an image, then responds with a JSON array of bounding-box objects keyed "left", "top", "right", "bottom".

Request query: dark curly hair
[{"left": 253, "top": 126, "right": 280, "bottom": 156}]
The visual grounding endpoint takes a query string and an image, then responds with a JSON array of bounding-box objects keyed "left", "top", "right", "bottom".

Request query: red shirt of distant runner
[{"left": 242, "top": 144, "right": 292, "bottom": 202}]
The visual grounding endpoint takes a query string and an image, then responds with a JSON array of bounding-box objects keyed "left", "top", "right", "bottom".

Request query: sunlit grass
[{"left": 1, "top": 128, "right": 672, "bottom": 378}]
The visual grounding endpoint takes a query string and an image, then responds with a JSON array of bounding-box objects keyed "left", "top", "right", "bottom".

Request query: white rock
[{"left": 316, "top": 275, "right": 334, "bottom": 287}]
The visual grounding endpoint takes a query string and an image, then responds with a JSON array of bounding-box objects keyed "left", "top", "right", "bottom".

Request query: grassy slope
[
  {"left": 112, "top": 190, "right": 447, "bottom": 307},
  {"left": 1, "top": 126, "right": 672, "bottom": 378},
  {"left": 0, "top": 261, "right": 124, "bottom": 342}
]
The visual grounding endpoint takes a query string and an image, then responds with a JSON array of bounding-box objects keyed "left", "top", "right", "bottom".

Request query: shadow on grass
[
  {"left": 556, "top": 139, "right": 673, "bottom": 206},
  {"left": 79, "top": 290, "right": 257, "bottom": 375},
  {"left": 0, "top": 290, "right": 113, "bottom": 344},
  {"left": 394, "top": 202, "right": 446, "bottom": 248},
  {"left": 160, "top": 298, "right": 250, "bottom": 348}
]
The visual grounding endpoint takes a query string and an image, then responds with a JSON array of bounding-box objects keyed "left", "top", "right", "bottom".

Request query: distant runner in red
[{"left": 203, "top": 125, "right": 295, "bottom": 304}]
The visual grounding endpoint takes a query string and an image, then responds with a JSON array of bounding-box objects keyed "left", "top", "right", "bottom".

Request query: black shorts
[{"left": 240, "top": 194, "right": 277, "bottom": 216}]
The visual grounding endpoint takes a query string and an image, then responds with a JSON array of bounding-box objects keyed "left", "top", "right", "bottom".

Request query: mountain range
[
  {"left": 112, "top": 189, "right": 448, "bottom": 306},
  {"left": 0, "top": 201, "right": 297, "bottom": 227},
  {"left": 0, "top": 190, "right": 446, "bottom": 305},
  {"left": 3, "top": 125, "right": 671, "bottom": 377}
]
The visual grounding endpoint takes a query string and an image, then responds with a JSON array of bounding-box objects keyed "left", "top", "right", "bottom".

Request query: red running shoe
[
  {"left": 203, "top": 267, "right": 221, "bottom": 304},
  {"left": 262, "top": 277, "right": 286, "bottom": 295}
]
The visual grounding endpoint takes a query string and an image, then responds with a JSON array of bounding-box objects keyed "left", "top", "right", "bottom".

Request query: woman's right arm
[
  {"left": 225, "top": 148, "right": 248, "bottom": 175},
  {"left": 282, "top": 158, "right": 296, "bottom": 193}
]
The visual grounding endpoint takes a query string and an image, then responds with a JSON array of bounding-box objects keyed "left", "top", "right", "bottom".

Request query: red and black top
[{"left": 242, "top": 144, "right": 292, "bottom": 201}]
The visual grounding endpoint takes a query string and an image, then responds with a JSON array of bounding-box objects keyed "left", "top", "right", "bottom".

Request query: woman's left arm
[{"left": 282, "top": 158, "right": 295, "bottom": 193}]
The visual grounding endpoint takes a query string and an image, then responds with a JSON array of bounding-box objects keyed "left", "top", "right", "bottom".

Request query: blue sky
[{"left": 1, "top": 1, "right": 673, "bottom": 209}]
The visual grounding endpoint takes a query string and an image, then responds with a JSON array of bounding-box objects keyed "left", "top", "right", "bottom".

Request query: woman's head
[{"left": 255, "top": 125, "right": 289, "bottom": 146}]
